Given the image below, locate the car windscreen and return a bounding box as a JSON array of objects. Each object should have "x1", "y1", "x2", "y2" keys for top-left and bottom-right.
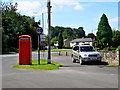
[{"x1": 80, "y1": 46, "x2": 95, "y2": 52}]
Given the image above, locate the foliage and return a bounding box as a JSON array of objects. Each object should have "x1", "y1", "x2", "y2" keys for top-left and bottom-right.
[
  {"x1": 64, "y1": 45, "x2": 69, "y2": 48},
  {"x1": 63, "y1": 27, "x2": 73, "y2": 40},
  {"x1": 77, "y1": 27, "x2": 85, "y2": 38},
  {"x1": 58, "y1": 33, "x2": 63, "y2": 49},
  {"x1": 96, "y1": 14, "x2": 112, "y2": 47},
  {"x1": 112, "y1": 30, "x2": 120, "y2": 47},
  {"x1": 50, "y1": 26, "x2": 86, "y2": 47},
  {"x1": 94, "y1": 42, "x2": 103, "y2": 49},
  {"x1": 103, "y1": 47, "x2": 110, "y2": 51},
  {"x1": 63, "y1": 45, "x2": 72, "y2": 49},
  {"x1": 117, "y1": 46, "x2": 120, "y2": 50},
  {"x1": 86, "y1": 33, "x2": 95, "y2": 39},
  {"x1": 51, "y1": 37, "x2": 58, "y2": 46},
  {"x1": 51, "y1": 26, "x2": 86, "y2": 41},
  {"x1": 45, "y1": 35, "x2": 48, "y2": 46},
  {"x1": 2, "y1": 2, "x2": 40, "y2": 53},
  {"x1": 95, "y1": 47, "x2": 100, "y2": 50},
  {"x1": 110, "y1": 47, "x2": 117, "y2": 50},
  {"x1": 51, "y1": 26, "x2": 64, "y2": 38},
  {"x1": 108, "y1": 64, "x2": 118, "y2": 66}
]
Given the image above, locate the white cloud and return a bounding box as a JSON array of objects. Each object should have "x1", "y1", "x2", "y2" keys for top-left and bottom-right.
[
  {"x1": 74, "y1": 4, "x2": 84, "y2": 10},
  {"x1": 16, "y1": 1, "x2": 42, "y2": 16},
  {"x1": 15, "y1": 0, "x2": 84, "y2": 16},
  {"x1": 119, "y1": 28, "x2": 120, "y2": 31},
  {"x1": 109, "y1": 17, "x2": 120, "y2": 23},
  {"x1": 81, "y1": 0, "x2": 119, "y2": 2},
  {"x1": 51, "y1": 0, "x2": 84, "y2": 11},
  {"x1": 52, "y1": 0, "x2": 77, "y2": 6},
  {"x1": 67, "y1": 24, "x2": 80, "y2": 28},
  {"x1": 115, "y1": 27, "x2": 120, "y2": 31}
]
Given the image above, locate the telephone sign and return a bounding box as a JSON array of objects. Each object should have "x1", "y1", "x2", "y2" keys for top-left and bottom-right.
[{"x1": 36, "y1": 27, "x2": 43, "y2": 35}]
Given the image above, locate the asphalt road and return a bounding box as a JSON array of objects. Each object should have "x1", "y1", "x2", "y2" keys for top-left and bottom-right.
[{"x1": 2, "y1": 51, "x2": 118, "y2": 88}]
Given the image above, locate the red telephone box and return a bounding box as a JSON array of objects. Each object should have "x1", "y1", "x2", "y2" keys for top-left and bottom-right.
[{"x1": 19, "y1": 35, "x2": 32, "y2": 65}]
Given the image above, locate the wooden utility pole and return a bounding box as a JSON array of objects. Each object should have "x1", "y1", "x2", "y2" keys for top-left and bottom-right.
[{"x1": 47, "y1": 0, "x2": 52, "y2": 64}]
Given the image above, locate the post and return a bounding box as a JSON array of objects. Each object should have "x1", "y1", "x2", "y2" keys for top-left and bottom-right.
[
  {"x1": 42, "y1": 13, "x2": 44, "y2": 57},
  {"x1": 59, "y1": 51, "x2": 61, "y2": 56},
  {"x1": 118, "y1": 48, "x2": 120, "y2": 66},
  {"x1": 66, "y1": 52, "x2": 67, "y2": 56},
  {"x1": 47, "y1": 0, "x2": 52, "y2": 64},
  {"x1": 38, "y1": 35, "x2": 40, "y2": 65}
]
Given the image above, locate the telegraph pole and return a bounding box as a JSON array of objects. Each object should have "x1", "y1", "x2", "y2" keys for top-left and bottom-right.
[
  {"x1": 38, "y1": 34, "x2": 40, "y2": 65},
  {"x1": 42, "y1": 13, "x2": 45, "y2": 57},
  {"x1": 47, "y1": 0, "x2": 52, "y2": 64}
]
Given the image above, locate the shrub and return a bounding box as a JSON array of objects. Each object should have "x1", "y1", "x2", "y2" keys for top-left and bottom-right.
[
  {"x1": 9, "y1": 47, "x2": 19, "y2": 52},
  {"x1": 95, "y1": 48, "x2": 100, "y2": 50},
  {"x1": 63, "y1": 45, "x2": 72, "y2": 49},
  {"x1": 117, "y1": 46, "x2": 120, "y2": 50},
  {"x1": 103, "y1": 47, "x2": 110, "y2": 51},
  {"x1": 110, "y1": 47, "x2": 117, "y2": 50}
]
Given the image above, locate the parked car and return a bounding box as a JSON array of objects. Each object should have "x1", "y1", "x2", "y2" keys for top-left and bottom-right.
[{"x1": 71, "y1": 45, "x2": 102, "y2": 64}]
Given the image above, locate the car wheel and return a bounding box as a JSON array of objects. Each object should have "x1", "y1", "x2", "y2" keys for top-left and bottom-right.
[
  {"x1": 72, "y1": 57, "x2": 76, "y2": 63},
  {"x1": 79, "y1": 57, "x2": 83, "y2": 65},
  {"x1": 97, "y1": 60, "x2": 101, "y2": 64}
]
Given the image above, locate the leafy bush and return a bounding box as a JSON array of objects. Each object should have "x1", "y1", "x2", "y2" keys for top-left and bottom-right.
[
  {"x1": 32, "y1": 48, "x2": 36, "y2": 51},
  {"x1": 95, "y1": 42, "x2": 104, "y2": 50},
  {"x1": 103, "y1": 47, "x2": 110, "y2": 51},
  {"x1": 95, "y1": 48, "x2": 100, "y2": 50},
  {"x1": 63, "y1": 45, "x2": 72, "y2": 49},
  {"x1": 117, "y1": 46, "x2": 120, "y2": 50},
  {"x1": 65, "y1": 45, "x2": 69, "y2": 48},
  {"x1": 110, "y1": 47, "x2": 117, "y2": 50},
  {"x1": 9, "y1": 47, "x2": 19, "y2": 52}
]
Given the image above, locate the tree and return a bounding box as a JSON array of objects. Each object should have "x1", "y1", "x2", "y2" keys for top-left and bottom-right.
[
  {"x1": 51, "y1": 37, "x2": 58, "y2": 46},
  {"x1": 77, "y1": 27, "x2": 85, "y2": 38},
  {"x1": 1, "y1": 2, "x2": 40, "y2": 53},
  {"x1": 96, "y1": 14, "x2": 112, "y2": 47},
  {"x1": 63, "y1": 27, "x2": 73, "y2": 40},
  {"x1": 112, "y1": 30, "x2": 120, "y2": 47},
  {"x1": 51, "y1": 26, "x2": 64, "y2": 38},
  {"x1": 51, "y1": 26, "x2": 86, "y2": 42},
  {"x1": 45, "y1": 35, "x2": 48, "y2": 46},
  {"x1": 58, "y1": 33, "x2": 63, "y2": 49},
  {"x1": 86, "y1": 33, "x2": 95, "y2": 39}
]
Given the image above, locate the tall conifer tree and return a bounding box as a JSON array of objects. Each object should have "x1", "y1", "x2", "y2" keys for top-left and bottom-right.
[{"x1": 97, "y1": 14, "x2": 112, "y2": 46}]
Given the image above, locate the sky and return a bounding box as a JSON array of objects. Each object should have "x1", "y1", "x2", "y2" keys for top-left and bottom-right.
[{"x1": 3, "y1": 0, "x2": 119, "y2": 35}]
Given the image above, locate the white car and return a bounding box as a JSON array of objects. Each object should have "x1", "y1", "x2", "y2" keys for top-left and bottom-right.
[{"x1": 71, "y1": 45, "x2": 102, "y2": 64}]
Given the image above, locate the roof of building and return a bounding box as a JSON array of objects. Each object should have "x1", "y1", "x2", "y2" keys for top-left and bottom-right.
[{"x1": 71, "y1": 38, "x2": 92, "y2": 43}]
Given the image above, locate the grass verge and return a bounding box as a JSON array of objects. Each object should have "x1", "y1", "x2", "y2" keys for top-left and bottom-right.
[
  {"x1": 13, "y1": 59, "x2": 63, "y2": 70},
  {"x1": 40, "y1": 49, "x2": 72, "y2": 52},
  {"x1": 108, "y1": 64, "x2": 118, "y2": 66},
  {"x1": 51, "y1": 49, "x2": 72, "y2": 52}
]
